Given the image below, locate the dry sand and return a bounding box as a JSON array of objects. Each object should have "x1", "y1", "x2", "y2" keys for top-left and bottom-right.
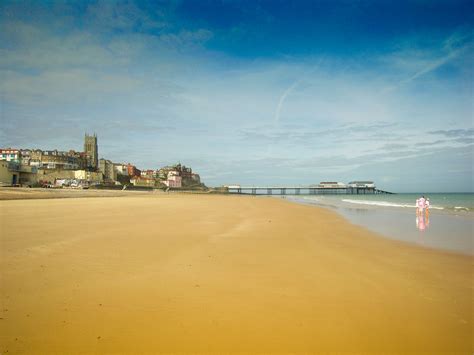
[
  {"x1": 0, "y1": 187, "x2": 155, "y2": 200},
  {"x1": 0, "y1": 193, "x2": 472, "y2": 353}
]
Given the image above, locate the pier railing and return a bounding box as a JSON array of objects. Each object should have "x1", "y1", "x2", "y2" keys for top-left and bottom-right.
[{"x1": 227, "y1": 187, "x2": 393, "y2": 195}]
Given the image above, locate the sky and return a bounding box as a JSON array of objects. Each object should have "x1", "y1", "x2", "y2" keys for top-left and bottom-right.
[{"x1": 0, "y1": 0, "x2": 473, "y2": 192}]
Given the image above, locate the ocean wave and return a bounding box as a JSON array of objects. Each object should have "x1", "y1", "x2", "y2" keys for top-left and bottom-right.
[
  {"x1": 341, "y1": 199, "x2": 445, "y2": 210},
  {"x1": 294, "y1": 196, "x2": 472, "y2": 212},
  {"x1": 341, "y1": 199, "x2": 414, "y2": 208},
  {"x1": 454, "y1": 206, "x2": 471, "y2": 211}
]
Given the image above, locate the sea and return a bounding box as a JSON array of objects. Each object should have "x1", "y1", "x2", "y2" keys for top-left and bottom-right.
[{"x1": 283, "y1": 193, "x2": 474, "y2": 255}]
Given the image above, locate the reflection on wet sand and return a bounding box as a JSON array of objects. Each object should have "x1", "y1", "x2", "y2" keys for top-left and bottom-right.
[
  {"x1": 318, "y1": 204, "x2": 472, "y2": 255},
  {"x1": 416, "y1": 214, "x2": 430, "y2": 232}
]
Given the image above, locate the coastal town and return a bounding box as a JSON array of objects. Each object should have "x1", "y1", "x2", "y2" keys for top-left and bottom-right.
[
  {"x1": 0, "y1": 133, "x2": 205, "y2": 190},
  {"x1": 0, "y1": 134, "x2": 384, "y2": 194}
]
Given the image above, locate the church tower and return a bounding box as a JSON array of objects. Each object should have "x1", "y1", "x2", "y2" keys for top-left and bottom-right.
[{"x1": 84, "y1": 133, "x2": 98, "y2": 171}]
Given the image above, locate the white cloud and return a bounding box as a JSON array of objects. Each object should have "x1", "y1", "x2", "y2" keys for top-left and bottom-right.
[
  {"x1": 159, "y1": 29, "x2": 213, "y2": 48},
  {"x1": 0, "y1": 21, "x2": 119, "y2": 70},
  {"x1": 85, "y1": 0, "x2": 168, "y2": 33},
  {"x1": 1, "y1": 69, "x2": 141, "y2": 106}
]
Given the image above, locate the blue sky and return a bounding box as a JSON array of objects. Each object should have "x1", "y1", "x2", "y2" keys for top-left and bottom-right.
[{"x1": 1, "y1": 0, "x2": 473, "y2": 191}]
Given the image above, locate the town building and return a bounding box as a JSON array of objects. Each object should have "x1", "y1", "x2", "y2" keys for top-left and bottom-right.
[
  {"x1": 0, "y1": 160, "x2": 38, "y2": 186},
  {"x1": 114, "y1": 163, "x2": 128, "y2": 175},
  {"x1": 68, "y1": 150, "x2": 87, "y2": 169},
  {"x1": 164, "y1": 170, "x2": 182, "y2": 188},
  {"x1": 156, "y1": 167, "x2": 169, "y2": 180},
  {"x1": 112, "y1": 163, "x2": 132, "y2": 185},
  {"x1": 99, "y1": 158, "x2": 117, "y2": 183},
  {"x1": 130, "y1": 176, "x2": 155, "y2": 187},
  {"x1": 20, "y1": 149, "x2": 31, "y2": 165},
  {"x1": 34, "y1": 168, "x2": 103, "y2": 186},
  {"x1": 141, "y1": 169, "x2": 155, "y2": 178},
  {"x1": 29, "y1": 149, "x2": 43, "y2": 166},
  {"x1": 126, "y1": 163, "x2": 141, "y2": 177},
  {"x1": 84, "y1": 133, "x2": 98, "y2": 171},
  {"x1": 178, "y1": 164, "x2": 193, "y2": 180},
  {"x1": 74, "y1": 170, "x2": 103, "y2": 184},
  {"x1": 31, "y1": 150, "x2": 85, "y2": 170},
  {"x1": 0, "y1": 161, "x2": 19, "y2": 185},
  {"x1": 0, "y1": 148, "x2": 21, "y2": 163}
]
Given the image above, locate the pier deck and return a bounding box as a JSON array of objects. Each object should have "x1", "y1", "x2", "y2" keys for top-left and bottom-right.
[{"x1": 228, "y1": 187, "x2": 393, "y2": 195}]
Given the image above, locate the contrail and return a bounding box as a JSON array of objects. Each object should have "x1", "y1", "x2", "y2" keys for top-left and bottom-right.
[
  {"x1": 382, "y1": 42, "x2": 471, "y2": 94},
  {"x1": 273, "y1": 61, "x2": 322, "y2": 126},
  {"x1": 274, "y1": 78, "x2": 305, "y2": 125},
  {"x1": 266, "y1": 62, "x2": 322, "y2": 157}
]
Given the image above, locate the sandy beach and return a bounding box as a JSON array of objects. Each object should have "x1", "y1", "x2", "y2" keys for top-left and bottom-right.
[
  {"x1": 0, "y1": 192, "x2": 472, "y2": 353},
  {"x1": 0, "y1": 187, "x2": 156, "y2": 200}
]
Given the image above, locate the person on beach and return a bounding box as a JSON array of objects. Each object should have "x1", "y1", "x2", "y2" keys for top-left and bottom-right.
[
  {"x1": 416, "y1": 196, "x2": 425, "y2": 216},
  {"x1": 425, "y1": 198, "x2": 430, "y2": 217}
]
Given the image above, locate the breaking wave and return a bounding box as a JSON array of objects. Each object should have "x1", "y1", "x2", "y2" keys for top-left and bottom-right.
[{"x1": 341, "y1": 199, "x2": 446, "y2": 210}]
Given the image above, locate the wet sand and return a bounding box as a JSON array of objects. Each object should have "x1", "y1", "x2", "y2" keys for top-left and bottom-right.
[{"x1": 0, "y1": 194, "x2": 472, "y2": 353}]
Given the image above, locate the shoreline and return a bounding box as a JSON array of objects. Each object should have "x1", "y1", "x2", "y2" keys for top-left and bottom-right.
[
  {"x1": 289, "y1": 200, "x2": 474, "y2": 257},
  {"x1": 282, "y1": 195, "x2": 474, "y2": 256},
  {"x1": 1, "y1": 194, "x2": 472, "y2": 353}
]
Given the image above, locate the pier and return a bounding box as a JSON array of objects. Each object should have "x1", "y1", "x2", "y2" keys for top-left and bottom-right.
[{"x1": 227, "y1": 186, "x2": 393, "y2": 195}]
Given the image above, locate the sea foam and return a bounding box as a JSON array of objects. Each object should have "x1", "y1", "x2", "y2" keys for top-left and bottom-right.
[{"x1": 341, "y1": 199, "x2": 445, "y2": 210}]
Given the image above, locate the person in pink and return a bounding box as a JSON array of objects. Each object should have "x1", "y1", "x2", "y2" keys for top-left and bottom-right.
[{"x1": 417, "y1": 196, "x2": 426, "y2": 216}]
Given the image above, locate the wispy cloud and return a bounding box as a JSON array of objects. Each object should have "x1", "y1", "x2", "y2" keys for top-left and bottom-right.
[
  {"x1": 429, "y1": 128, "x2": 474, "y2": 138},
  {"x1": 84, "y1": 0, "x2": 169, "y2": 33},
  {"x1": 273, "y1": 65, "x2": 319, "y2": 125},
  {"x1": 382, "y1": 30, "x2": 473, "y2": 93}
]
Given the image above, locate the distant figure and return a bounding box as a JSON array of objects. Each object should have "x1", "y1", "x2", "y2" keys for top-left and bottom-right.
[
  {"x1": 416, "y1": 196, "x2": 426, "y2": 216},
  {"x1": 425, "y1": 198, "x2": 430, "y2": 217}
]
